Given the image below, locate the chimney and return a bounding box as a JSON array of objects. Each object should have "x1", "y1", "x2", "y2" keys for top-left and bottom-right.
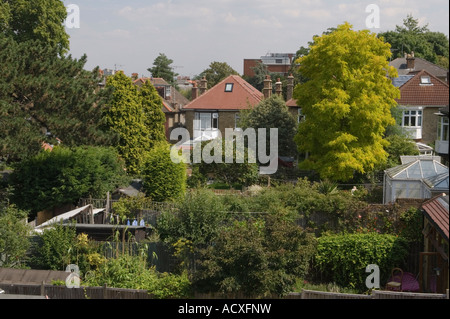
[
  {"x1": 263, "y1": 75, "x2": 272, "y2": 99},
  {"x1": 275, "y1": 78, "x2": 283, "y2": 97},
  {"x1": 199, "y1": 76, "x2": 208, "y2": 95},
  {"x1": 406, "y1": 51, "x2": 415, "y2": 70},
  {"x1": 131, "y1": 73, "x2": 139, "y2": 80},
  {"x1": 287, "y1": 74, "x2": 294, "y2": 101},
  {"x1": 191, "y1": 82, "x2": 198, "y2": 100}
]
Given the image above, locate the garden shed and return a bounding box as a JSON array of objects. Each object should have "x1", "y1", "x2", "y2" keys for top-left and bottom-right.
[{"x1": 383, "y1": 158, "x2": 449, "y2": 204}]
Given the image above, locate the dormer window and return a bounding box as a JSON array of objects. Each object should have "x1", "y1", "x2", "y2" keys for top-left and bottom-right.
[
  {"x1": 420, "y1": 76, "x2": 432, "y2": 85},
  {"x1": 225, "y1": 83, "x2": 234, "y2": 92}
]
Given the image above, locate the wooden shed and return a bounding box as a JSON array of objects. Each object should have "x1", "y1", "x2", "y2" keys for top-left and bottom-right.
[{"x1": 420, "y1": 194, "x2": 449, "y2": 293}]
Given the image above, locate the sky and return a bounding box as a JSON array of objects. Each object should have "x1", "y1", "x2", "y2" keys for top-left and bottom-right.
[{"x1": 64, "y1": 0, "x2": 450, "y2": 78}]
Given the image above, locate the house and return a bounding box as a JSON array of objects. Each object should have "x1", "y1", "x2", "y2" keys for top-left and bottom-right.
[
  {"x1": 383, "y1": 157, "x2": 449, "y2": 204},
  {"x1": 389, "y1": 52, "x2": 448, "y2": 83},
  {"x1": 133, "y1": 77, "x2": 189, "y2": 142},
  {"x1": 420, "y1": 193, "x2": 449, "y2": 293},
  {"x1": 395, "y1": 69, "x2": 449, "y2": 145},
  {"x1": 183, "y1": 75, "x2": 264, "y2": 140},
  {"x1": 244, "y1": 53, "x2": 295, "y2": 78},
  {"x1": 435, "y1": 105, "x2": 449, "y2": 165}
]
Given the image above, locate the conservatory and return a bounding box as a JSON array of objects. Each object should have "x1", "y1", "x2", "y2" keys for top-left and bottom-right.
[{"x1": 383, "y1": 158, "x2": 449, "y2": 204}]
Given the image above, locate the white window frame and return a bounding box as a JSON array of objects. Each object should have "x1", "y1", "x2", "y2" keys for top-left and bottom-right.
[
  {"x1": 400, "y1": 107, "x2": 423, "y2": 139},
  {"x1": 437, "y1": 116, "x2": 449, "y2": 142}
]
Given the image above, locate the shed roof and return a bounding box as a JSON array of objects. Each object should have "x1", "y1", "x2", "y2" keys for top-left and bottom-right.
[
  {"x1": 0, "y1": 268, "x2": 68, "y2": 285},
  {"x1": 422, "y1": 194, "x2": 449, "y2": 241}
]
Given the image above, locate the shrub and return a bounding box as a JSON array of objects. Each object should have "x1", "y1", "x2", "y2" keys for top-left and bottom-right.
[
  {"x1": 313, "y1": 232, "x2": 409, "y2": 292},
  {"x1": 193, "y1": 214, "x2": 317, "y2": 298},
  {"x1": 141, "y1": 142, "x2": 186, "y2": 202}
]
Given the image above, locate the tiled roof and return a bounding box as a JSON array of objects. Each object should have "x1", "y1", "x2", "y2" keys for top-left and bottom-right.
[
  {"x1": 390, "y1": 57, "x2": 448, "y2": 79},
  {"x1": 422, "y1": 194, "x2": 449, "y2": 241},
  {"x1": 396, "y1": 70, "x2": 449, "y2": 106},
  {"x1": 286, "y1": 98, "x2": 299, "y2": 107},
  {"x1": 184, "y1": 75, "x2": 263, "y2": 110}
]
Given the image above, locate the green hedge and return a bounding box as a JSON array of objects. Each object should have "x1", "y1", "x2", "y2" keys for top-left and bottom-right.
[{"x1": 313, "y1": 232, "x2": 409, "y2": 292}]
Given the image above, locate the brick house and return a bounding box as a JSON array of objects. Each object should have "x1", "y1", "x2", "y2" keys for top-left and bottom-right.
[
  {"x1": 183, "y1": 75, "x2": 264, "y2": 140},
  {"x1": 395, "y1": 70, "x2": 449, "y2": 145},
  {"x1": 133, "y1": 77, "x2": 189, "y2": 141}
]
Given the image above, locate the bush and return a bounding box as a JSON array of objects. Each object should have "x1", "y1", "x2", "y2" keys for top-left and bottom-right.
[
  {"x1": 313, "y1": 232, "x2": 409, "y2": 292},
  {"x1": 141, "y1": 142, "x2": 186, "y2": 202},
  {"x1": 193, "y1": 214, "x2": 317, "y2": 298},
  {"x1": 83, "y1": 254, "x2": 191, "y2": 298},
  {"x1": 10, "y1": 146, "x2": 128, "y2": 217}
]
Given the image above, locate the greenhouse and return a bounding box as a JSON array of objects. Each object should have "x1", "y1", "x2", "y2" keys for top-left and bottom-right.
[{"x1": 383, "y1": 158, "x2": 449, "y2": 204}]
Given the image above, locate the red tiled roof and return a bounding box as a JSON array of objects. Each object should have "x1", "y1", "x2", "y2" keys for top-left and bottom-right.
[
  {"x1": 396, "y1": 70, "x2": 449, "y2": 106},
  {"x1": 286, "y1": 98, "x2": 298, "y2": 107},
  {"x1": 184, "y1": 75, "x2": 264, "y2": 110},
  {"x1": 422, "y1": 194, "x2": 449, "y2": 241}
]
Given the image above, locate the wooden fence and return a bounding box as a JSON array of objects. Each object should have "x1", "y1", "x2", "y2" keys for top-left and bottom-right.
[
  {"x1": 292, "y1": 289, "x2": 449, "y2": 299},
  {"x1": 1, "y1": 283, "x2": 448, "y2": 299},
  {"x1": 0, "y1": 283, "x2": 153, "y2": 299}
]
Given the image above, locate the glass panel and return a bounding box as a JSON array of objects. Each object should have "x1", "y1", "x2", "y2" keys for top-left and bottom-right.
[
  {"x1": 411, "y1": 116, "x2": 416, "y2": 127},
  {"x1": 200, "y1": 113, "x2": 212, "y2": 130},
  {"x1": 417, "y1": 115, "x2": 422, "y2": 126},
  {"x1": 404, "y1": 116, "x2": 410, "y2": 126}
]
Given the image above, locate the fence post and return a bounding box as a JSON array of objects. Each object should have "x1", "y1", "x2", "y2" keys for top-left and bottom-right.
[
  {"x1": 40, "y1": 281, "x2": 45, "y2": 296},
  {"x1": 103, "y1": 284, "x2": 108, "y2": 299}
]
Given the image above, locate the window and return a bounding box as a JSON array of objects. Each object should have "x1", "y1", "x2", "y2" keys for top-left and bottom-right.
[
  {"x1": 235, "y1": 113, "x2": 241, "y2": 129},
  {"x1": 402, "y1": 109, "x2": 422, "y2": 127},
  {"x1": 298, "y1": 108, "x2": 305, "y2": 123},
  {"x1": 438, "y1": 116, "x2": 449, "y2": 142},
  {"x1": 420, "y1": 76, "x2": 431, "y2": 85},
  {"x1": 225, "y1": 83, "x2": 234, "y2": 92},
  {"x1": 194, "y1": 112, "x2": 218, "y2": 131},
  {"x1": 275, "y1": 59, "x2": 283, "y2": 64}
]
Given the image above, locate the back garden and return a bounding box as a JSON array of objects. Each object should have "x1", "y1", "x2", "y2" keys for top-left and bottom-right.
[{"x1": 7, "y1": 179, "x2": 423, "y2": 299}]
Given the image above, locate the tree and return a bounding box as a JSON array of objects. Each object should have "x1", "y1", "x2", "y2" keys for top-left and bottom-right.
[
  {"x1": 9, "y1": 146, "x2": 128, "y2": 218},
  {"x1": 141, "y1": 142, "x2": 186, "y2": 202},
  {"x1": 293, "y1": 23, "x2": 400, "y2": 181},
  {"x1": 147, "y1": 53, "x2": 178, "y2": 87},
  {"x1": 378, "y1": 14, "x2": 449, "y2": 68},
  {"x1": 191, "y1": 139, "x2": 259, "y2": 187},
  {"x1": 0, "y1": 0, "x2": 70, "y2": 56},
  {"x1": 197, "y1": 61, "x2": 239, "y2": 88},
  {"x1": 240, "y1": 95, "x2": 298, "y2": 157},
  {"x1": 103, "y1": 72, "x2": 166, "y2": 175},
  {"x1": 0, "y1": 36, "x2": 114, "y2": 163}
]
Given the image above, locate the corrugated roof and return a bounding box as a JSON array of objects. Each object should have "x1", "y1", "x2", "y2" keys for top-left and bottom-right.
[
  {"x1": 422, "y1": 194, "x2": 449, "y2": 241},
  {"x1": 184, "y1": 75, "x2": 264, "y2": 110}
]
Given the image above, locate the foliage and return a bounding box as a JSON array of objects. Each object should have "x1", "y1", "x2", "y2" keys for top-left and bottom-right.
[
  {"x1": 378, "y1": 14, "x2": 449, "y2": 68},
  {"x1": 293, "y1": 23, "x2": 400, "y2": 181},
  {"x1": 30, "y1": 223, "x2": 78, "y2": 271},
  {"x1": 190, "y1": 139, "x2": 259, "y2": 187},
  {"x1": 112, "y1": 193, "x2": 149, "y2": 223},
  {"x1": 0, "y1": 204, "x2": 31, "y2": 268},
  {"x1": 141, "y1": 142, "x2": 187, "y2": 202},
  {"x1": 398, "y1": 208, "x2": 423, "y2": 243},
  {"x1": 0, "y1": 36, "x2": 114, "y2": 163},
  {"x1": 0, "y1": 0, "x2": 70, "y2": 56},
  {"x1": 147, "y1": 53, "x2": 178, "y2": 87},
  {"x1": 196, "y1": 61, "x2": 239, "y2": 88},
  {"x1": 83, "y1": 253, "x2": 191, "y2": 299},
  {"x1": 10, "y1": 146, "x2": 128, "y2": 217},
  {"x1": 193, "y1": 215, "x2": 317, "y2": 298},
  {"x1": 103, "y1": 72, "x2": 166, "y2": 175},
  {"x1": 239, "y1": 95, "x2": 298, "y2": 157},
  {"x1": 313, "y1": 232, "x2": 409, "y2": 292},
  {"x1": 156, "y1": 189, "x2": 227, "y2": 247}
]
